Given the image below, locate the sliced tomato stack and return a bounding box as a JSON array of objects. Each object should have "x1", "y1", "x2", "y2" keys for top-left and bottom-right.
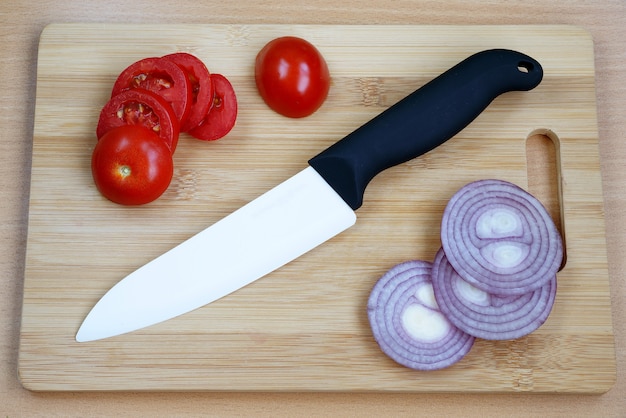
[
  {"x1": 97, "y1": 52, "x2": 238, "y2": 152},
  {"x1": 92, "y1": 52, "x2": 238, "y2": 205}
]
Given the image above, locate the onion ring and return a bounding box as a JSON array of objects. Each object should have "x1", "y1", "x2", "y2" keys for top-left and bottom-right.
[
  {"x1": 367, "y1": 260, "x2": 475, "y2": 370},
  {"x1": 440, "y1": 179, "x2": 563, "y2": 295},
  {"x1": 432, "y1": 248, "x2": 557, "y2": 340}
]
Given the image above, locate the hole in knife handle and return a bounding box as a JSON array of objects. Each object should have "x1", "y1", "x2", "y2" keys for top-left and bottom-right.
[
  {"x1": 517, "y1": 61, "x2": 533, "y2": 74},
  {"x1": 526, "y1": 129, "x2": 567, "y2": 270}
]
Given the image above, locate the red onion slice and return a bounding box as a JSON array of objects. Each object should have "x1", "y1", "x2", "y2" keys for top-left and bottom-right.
[
  {"x1": 367, "y1": 260, "x2": 475, "y2": 370},
  {"x1": 440, "y1": 179, "x2": 563, "y2": 295},
  {"x1": 432, "y1": 248, "x2": 556, "y2": 340}
]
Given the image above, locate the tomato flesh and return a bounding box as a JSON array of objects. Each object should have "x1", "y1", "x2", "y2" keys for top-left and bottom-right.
[
  {"x1": 255, "y1": 36, "x2": 330, "y2": 118},
  {"x1": 111, "y1": 57, "x2": 192, "y2": 126},
  {"x1": 163, "y1": 52, "x2": 214, "y2": 132},
  {"x1": 97, "y1": 89, "x2": 180, "y2": 153},
  {"x1": 92, "y1": 125, "x2": 174, "y2": 205},
  {"x1": 189, "y1": 74, "x2": 238, "y2": 141}
]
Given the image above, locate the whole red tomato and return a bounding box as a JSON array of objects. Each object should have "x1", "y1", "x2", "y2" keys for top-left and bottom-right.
[
  {"x1": 255, "y1": 36, "x2": 331, "y2": 118},
  {"x1": 92, "y1": 125, "x2": 174, "y2": 205}
]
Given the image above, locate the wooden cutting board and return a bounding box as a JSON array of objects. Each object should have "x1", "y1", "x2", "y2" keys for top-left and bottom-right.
[{"x1": 19, "y1": 24, "x2": 615, "y2": 392}]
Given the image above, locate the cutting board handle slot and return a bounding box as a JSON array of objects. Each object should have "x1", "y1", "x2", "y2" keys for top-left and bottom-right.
[{"x1": 526, "y1": 129, "x2": 567, "y2": 270}]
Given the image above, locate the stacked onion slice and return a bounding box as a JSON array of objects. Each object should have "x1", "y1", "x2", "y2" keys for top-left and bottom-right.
[
  {"x1": 440, "y1": 179, "x2": 562, "y2": 296},
  {"x1": 367, "y1": 179, "x2": 563, "y2": 370},
  {"x1": 432, "y1": 248, "x2": 557, "y2": 340}
]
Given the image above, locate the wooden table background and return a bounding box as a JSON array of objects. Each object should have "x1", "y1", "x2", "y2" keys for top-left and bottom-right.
[{"x1": 2, "y1": 1, "x2": 624, "y2": 416}]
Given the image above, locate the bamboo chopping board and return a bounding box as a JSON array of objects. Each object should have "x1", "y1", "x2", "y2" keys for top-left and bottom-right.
[{"x1": 19, "y1": 24, "x2": 615, "y2": 392}]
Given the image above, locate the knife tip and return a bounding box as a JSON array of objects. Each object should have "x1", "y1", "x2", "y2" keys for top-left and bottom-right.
[
  {"x1": 75, "y1": 328, "x2": 91, "y2": 343},
  {"x1": 75, "y1": 322, "x2": 102, "y2": 343}
]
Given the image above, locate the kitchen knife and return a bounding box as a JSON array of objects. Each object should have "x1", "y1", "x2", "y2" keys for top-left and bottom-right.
[{"x1": 76, "y1": 49, "x2": 543, "y2": 342}]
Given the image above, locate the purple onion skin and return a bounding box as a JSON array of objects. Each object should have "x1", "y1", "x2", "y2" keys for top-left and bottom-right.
[
  {"x1": 367, "y1": 260, "x2": 475, "y2": 371},
  {"x1": 432, "y1": 248, "x2": 557, "y2": 340},
  {"x1": 440, "y1": 179, "x2": 563, "y2": 296}
]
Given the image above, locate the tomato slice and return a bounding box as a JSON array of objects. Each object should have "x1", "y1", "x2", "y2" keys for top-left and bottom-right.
[
  {"x1": 162, "y1": 52, "x2": 214, "y2": 132},
  {"x1": 189, "y1": 74, "x2": 238, "y2": 141},
  {"x1": 111, "y1": 57, "x2": 192, "y2": 126},
  {"x1": 96, "y1": 88, "x2": 180, "y2": 153}
]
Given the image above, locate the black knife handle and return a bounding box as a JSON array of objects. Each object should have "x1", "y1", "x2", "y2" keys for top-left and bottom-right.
[{"x1": 308, "y1": 49, "x2": 543, "y2": 210}]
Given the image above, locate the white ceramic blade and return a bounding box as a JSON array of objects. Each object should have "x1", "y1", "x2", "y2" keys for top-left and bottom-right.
[{"x1": 76, "y1": 167, "x2": 356, "y2": 342}]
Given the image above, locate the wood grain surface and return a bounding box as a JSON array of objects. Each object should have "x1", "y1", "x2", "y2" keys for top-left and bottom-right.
[{"x1": 17, "y1": 24, "x2": 615, "y2": 393}]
